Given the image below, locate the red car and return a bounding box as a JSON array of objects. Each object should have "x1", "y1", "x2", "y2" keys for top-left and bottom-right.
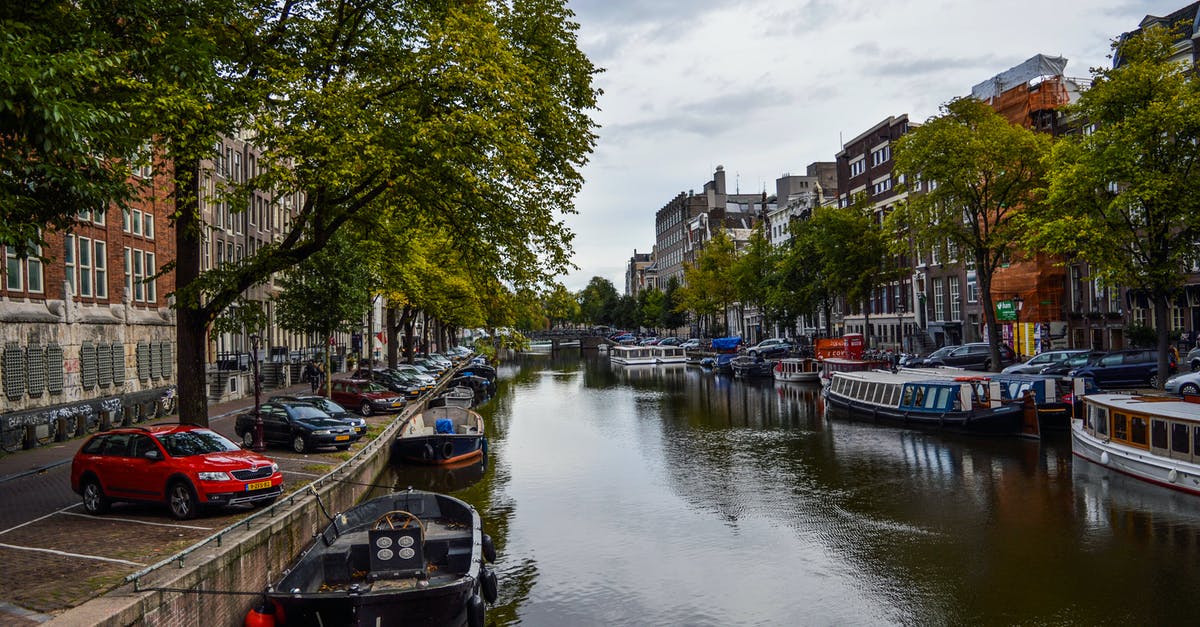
[
  {"x1": 325, "y1": 378, "x2": 407, "y2": 416},
  {"x1": 70, "y1": 424, "x2": 283, "y2": 520}
]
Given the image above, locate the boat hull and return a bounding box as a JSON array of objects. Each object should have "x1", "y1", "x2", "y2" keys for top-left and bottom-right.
[
  {"x1": 1072, "y1": 420, "x2": 1200, "y2": 496},
  {"x1": 823, "y1": 388, "x2": 1023, "y2": 435},
  {"x1": 393, "y1": 434, "x2": 486, "y2": 465},
  {"x1": 270, "y1": 579, "x2": 476, "y2": 627}
]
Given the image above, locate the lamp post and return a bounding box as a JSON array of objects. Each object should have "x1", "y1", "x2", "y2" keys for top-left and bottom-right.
[
  {"x1": 249, "y1": 333, "x2": 265, "y2": 452},
  {"x1": 1011, "y1": 295, "x2": 1024, "y2": 360},
  {"x1": 897, "y1": 304, "x2": 906, "y2": 353}
]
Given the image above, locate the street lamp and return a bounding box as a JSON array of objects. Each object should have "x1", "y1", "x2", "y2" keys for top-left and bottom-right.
[
  {"x1": 249, "y1": 332, "x2": 265, "y2": 452},
  {"x1": 897, "y1": 304, "x2": 906, "y2": 353},
  {"x1": 1011, "y1": 295, "x2": 1024, "y2": 360}
]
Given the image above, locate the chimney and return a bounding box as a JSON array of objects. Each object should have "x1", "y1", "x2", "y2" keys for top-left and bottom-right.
[{"x1": 714, "y1": 165, "x2": 726, "y2": 195}]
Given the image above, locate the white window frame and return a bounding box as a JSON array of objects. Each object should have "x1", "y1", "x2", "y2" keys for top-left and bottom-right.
[
  {"x1": 93, "y1": 240, "x2": 107, "y2": 299},
  {"x1": 64, "y1": 235, "x2": 76, "y2": 295},
  {"x1": 934, "y1": 278, "x2": 945, "y2": 321},
  {"x1": 78, "y1": 235, "x2": 93, "y2": 297}
]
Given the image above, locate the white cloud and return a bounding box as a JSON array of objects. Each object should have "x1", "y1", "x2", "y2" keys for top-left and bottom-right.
[{"x1": 560, "y1": 0, "x2": 1183, "y2": 292}]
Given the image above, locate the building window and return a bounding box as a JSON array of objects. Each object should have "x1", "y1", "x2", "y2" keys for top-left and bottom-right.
[
  {"x1": 849, "y1": 158, "x2": 866, "y2": 177},
  {"x1": 950, "y1": 279, "x2": 961, "y2": 320},
  {"x1": 934, "y1": 278, "x2": 945, "y2": 321},
  {"x1": 1172, "y1": 306, "x2": 1184, "y2": 330},
  {"x1": 5, "y1": 243, "x2": 43, "y2": 294},
  {"x1": 78, "y1": 236, "x2": 93, "y2": 297},
  {"x1": 966, "y1": 270, "x2": 978, "y2": 303},
  {"x1": 77, "y1": 209, "x2": 105, "y2": 225},
  {"x1": 93, "y1": 240, "x2": 107, "y2": 298},
  {"x1": 871, "y1": 145, "x2": 891, "y2": 166},
  {"x1": 64, "y1": 235, "x2": 76, "y2": 295},
  {"x1": 125, "y1": 248, "x2": 157, "y2": 304},
  {"x1": 873, "y1": 177, "x2": 892, "y2": 196}
]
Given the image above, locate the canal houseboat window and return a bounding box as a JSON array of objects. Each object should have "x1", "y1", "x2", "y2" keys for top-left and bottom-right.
[
  {"x1": 1152, "y1": 419, "x2": 1168, "y2": 450},
  {"x1": 1113, "y1": 413, "x2": 1128, "y2": 440},
  {"x1": 1172, "y1": 423, "x2": 1189, "y2": 455},
  {"x1": 1130, "y1": 416, "x2": 1148, "y2": 447},
  {"x1": 902, "y1": 386, "x2": 915, "y2": 406}
]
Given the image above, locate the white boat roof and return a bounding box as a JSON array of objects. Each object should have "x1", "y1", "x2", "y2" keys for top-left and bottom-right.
[
  {"x1": 832, "y1": 370, "x2": 954, "y2": 385},
  {"x1": 1085, "y1": 394, "x2": 1200, "y2": 420}
]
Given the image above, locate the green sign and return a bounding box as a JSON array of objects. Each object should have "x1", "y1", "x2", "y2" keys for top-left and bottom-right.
[{"x1": 996, "y1": 300, "x2": 1016, "y2": 322}]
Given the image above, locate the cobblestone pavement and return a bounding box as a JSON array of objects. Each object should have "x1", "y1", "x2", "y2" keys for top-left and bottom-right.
[{"x1": 0, "y1": 383, "x2": 407, "y2": 624}]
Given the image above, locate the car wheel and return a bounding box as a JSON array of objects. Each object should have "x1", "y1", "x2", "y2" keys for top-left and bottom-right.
[
  {"x1": 168, "y1": 481, "x2": 198, "y2": 520},
  {"x1": 749, "y1": 350, "x2": 758, "y2": 357},
  {"x1": 359, "y1": 401, "x2": 373, "y2": 416},
  {"x1": 241, "y1": 430, "x2": 255, "y2": 448},
  {"x1": 82, "y1": 478, "x2": 110, "y2": 515},
  {"x1": 1192, "y1": 359, "x2": 1200, "y2": 372},
  {"x1": 1149, "y1": 373, "x2": 1161, "y2": 389},
  {"x1": 292, "y1": 434, "x2": 309, "y2": 454},
  {"x1": 1182, "y1": 383, "x2": 1200, "y2": 395}
]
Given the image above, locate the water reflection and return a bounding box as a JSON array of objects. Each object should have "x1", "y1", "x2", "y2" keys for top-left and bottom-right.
[{"x1": 376, "y1": 351, "x2": 1200, "y2": 625}]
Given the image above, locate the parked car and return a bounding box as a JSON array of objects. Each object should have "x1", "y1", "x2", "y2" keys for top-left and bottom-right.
[
  {"x1": 1037, "y1": 351, "x2": 1105, "y2": 376},
  {"x1": 680, "y1": 339, "x2": 702, "y2": 350},
  {"x1": 324, "y1": 378, "x2": 407, "y2": 416},
  {"x1": 392, "y1": 364, "x2": 437, "y2": 387},
  {"x1": 1068, "y1": 348, "x2": 1177, "y2": 388},
  {"x1": 925, "y1": 342, "x2": 1015, "y2": 371},
  {"x1": 235, "y1": 400, "x2": 360, "y2": 453},
  {"x1": 638, "y1": 337, "x2": 660, "y2": 346},
  {"x1": 1187, "y1": 346, "x2": 1200, "y2": 372},
  {"x1": 919, "y1": 345, "x2": 961, "y2": 367},
  {"x1": 269, "y1": 394, "x2": 367, "y2": 437},
  {"x1": 1001, "y1": 349, "x2": 1092, "y2": 375},
  {"x1": 747, "y1": 338, "x2": 791, "y2": 358},
  {"x1": 658, "y1": 337, "x2": 683, "y2": 347},
  {"x1": 1164, "y1": 370, "x2": 1200, "y2": 396},
  {"x1": 71, "y1": 424, "x2": 283, "y2": 520},
  {"x1": 351, "y1": 367, "x2": 422, "y2": 399}
]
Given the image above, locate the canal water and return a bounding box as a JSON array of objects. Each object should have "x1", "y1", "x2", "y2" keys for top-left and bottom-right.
[{"x1": 381, "y1": 351, "x2": 1200, "y2": 625}]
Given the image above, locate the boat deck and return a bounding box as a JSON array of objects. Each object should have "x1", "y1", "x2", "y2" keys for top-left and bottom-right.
[{"x1": 288, "y1": 517, "x2": 475, "y2": 593}]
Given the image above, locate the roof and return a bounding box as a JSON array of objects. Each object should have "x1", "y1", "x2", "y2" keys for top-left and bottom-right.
[{"x1": 1085, "y1": 393, "x2": 1200, "y2": 421}]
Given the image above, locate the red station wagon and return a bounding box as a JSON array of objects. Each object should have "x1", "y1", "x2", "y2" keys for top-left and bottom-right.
[{"x1": 70, "y1": 424, "x2": 283, "y2": 520}]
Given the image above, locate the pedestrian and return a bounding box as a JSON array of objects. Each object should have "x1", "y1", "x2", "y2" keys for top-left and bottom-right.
[{"x1": 303, "y1": 360, "x2": 318, "y2": 393}]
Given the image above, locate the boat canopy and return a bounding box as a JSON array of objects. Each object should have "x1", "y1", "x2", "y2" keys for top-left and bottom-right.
[{"x1": 711, "y1": 337, "x2": 742, "y2": 351}]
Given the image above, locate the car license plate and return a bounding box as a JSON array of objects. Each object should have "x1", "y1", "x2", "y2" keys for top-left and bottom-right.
[
  {"x1": 335, "y1": 435, "x2": 350, "y2": 441},
  {"x1": 391, "y1": 401, "x2": 402, "y2": 407},
  {"x1": 246, "y1": 480, "x2": 272, "y2": 491}
]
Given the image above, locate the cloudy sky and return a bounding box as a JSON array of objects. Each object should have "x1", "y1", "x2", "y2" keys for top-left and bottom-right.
[{"x1": 557, "y1": 0, "x2": 1188, "y2": 292}]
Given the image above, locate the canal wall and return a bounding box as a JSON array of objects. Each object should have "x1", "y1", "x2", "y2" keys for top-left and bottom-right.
[{"x1": 48, "y1": 402, "x2": 419, "y2": 627}]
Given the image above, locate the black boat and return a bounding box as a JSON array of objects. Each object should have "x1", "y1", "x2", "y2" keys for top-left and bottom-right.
[
  {"x1": 731, "y1": 355, "x2": 775, "y2": 378},
  {"x1": 392, "y1": 406, "x2": 487, "y2": 465},
  {"x1": 261, "y1": 490, "x2": 498, "y2": 627}
]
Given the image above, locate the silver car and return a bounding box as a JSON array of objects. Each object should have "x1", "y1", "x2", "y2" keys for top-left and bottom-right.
[{"x1": 1164, "y1": 371, "x2": 1200, "y2": 396}]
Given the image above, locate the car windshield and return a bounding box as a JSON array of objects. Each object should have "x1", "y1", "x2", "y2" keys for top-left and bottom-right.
[
  {"x1": 290, "y1": 405, "x2": 329, "y2": 420},
  {"x1": 361, "y1": 381, "x2": 389, "y2": 392},
  {"x1": 156, "y1": 429, "x2": 240, "y2": 457},
  {"x1": 307, "y1": 398, "x2": 344, "y2": 413}
]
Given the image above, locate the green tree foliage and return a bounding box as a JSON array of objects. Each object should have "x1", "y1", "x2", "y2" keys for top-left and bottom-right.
[
  {"x1": 774, "y1": 219, "x2": 837, "y2": 337},
  {"x1": 579, "y1": 276, "x2": 620, "y2": 326},
  {"x1": 817, "y1": 199, "x2": 900, "y2": 346},
  {"x1": 678, "y1": 229, "x2": 737, "y2": 336},
  {"x1": 1025, "y1": 25, "x2": 1200, "y2": 386},
  {"x1": 636, "y1": 287, "x2": 665, "y2": 334},
  {"x1": 543, "y1": 283, "x2": 581, "y2": 328},
  {"x1": 730, "y1": 230, "x2": 775, "y2": 331},
  {"x1": 659, "y1": 277, "x2": 688, "y2": 332},
  {"x1": 891, "y1": 96, "x2": 1051, "y2": 370},
  {"x1": 274, "y1": 231, "x2": 374, "y2": 379}
]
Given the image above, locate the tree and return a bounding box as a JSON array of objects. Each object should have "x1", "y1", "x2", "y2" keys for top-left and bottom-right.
[
  {"x1": 815, "y1": 199, "x2": 900, "y2": 349},
  {"x1": 659, "y1": 276, "x2": 688, "y2": 332},
  {"x1": 730, "y1": 230, "x2": 778, "y2": 337},
  {"x1": 891, "y1": 96, "x2": 1051, "y2": 371},
  {"x1": 1025, "y1": 25, "x2": 1200, "y2": 387},
  {"x1": 774, "y1": 218, "x2": 838, "y2": 338},
  {"x1": 636, "y1": 287, "x2": 665, "y2": 334},
  {"x1": 161, "y1": 2, "x2": 599, "y2": 424},
  {"x1": 678, "y1": 229, "x2": 737, "y2": 336},
  {"x1": 274, "y1": 231, "x2": 374, "y2": 384},
  {"x1": 543, "y1": 283, "x2": 581, "y2": 328},
  {"x1": 579, "y1": 277, "x2": 620, "y2": 326}
]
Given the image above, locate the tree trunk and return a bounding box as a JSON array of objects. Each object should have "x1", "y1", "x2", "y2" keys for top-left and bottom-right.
[
  {"x1": 1154, "y1": 292, "x2": 1172, "y2": 390},
  {"x1": 978, "y1": 257, "x2": 1002, "y2": 372},
  {"x1": 173, "y1": 157, "x2": 210, "y2": 427},
  {"x1": 386, "y1": 306, "x2": 399, "y2": 367},
  {"x1": 402, "y1": 306, "x2": 417, "y2": 362},
  {"x1": 863, "y1": 302, "x2": 872, "y2": 350}
]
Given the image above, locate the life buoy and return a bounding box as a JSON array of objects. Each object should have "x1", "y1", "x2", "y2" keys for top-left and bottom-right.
[{"x1": 441, "y1": 441, "x2": 455, "y2": 459}]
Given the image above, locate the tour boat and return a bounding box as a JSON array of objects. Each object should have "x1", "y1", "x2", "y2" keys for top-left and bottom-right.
[
  {"x1": 429, "y1": 385, "x2": 476, "y2": 409},
  {"x1": 652, "y1": 345, "x2": 688, "y2": 364},
  {"x1": 774, "y1": 357, "x2": 821, "y2": 383},
  {"x1": 609, "y1": 345, "x2": 656, "y2": 365},
  {"x1": 1073, "y1": 393, "x2": 1200, "y2": 495},
  {"x1": 259, "y1": 489, "x2": 498, "y2": 627},
  {"x1": 896, "y1": 368, "x2": 1086, "y2": 432},
  {"x1": 822, "y1": 370, "x2": 1026, "y2": 435},
  {"x1": 524, "y1": 340, "x2": 553, "y2": 352},
  {"x1": 391, "y1": 406, "x2": 486, "y2": 465}
]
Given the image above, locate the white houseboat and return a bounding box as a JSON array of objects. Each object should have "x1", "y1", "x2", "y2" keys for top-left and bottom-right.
[
  {"x1": 1074, "y1": 394, "x2": 1200, "y2": 495},
  {"x1": 774, "y1": 358, "x2": 820, "y2": 383},
  {"x1": 609, "y1": 345, "x2": 657, "y2": 366},
  {"x1": 652, "y1": 345, "x2": 687, "y2": 364}
]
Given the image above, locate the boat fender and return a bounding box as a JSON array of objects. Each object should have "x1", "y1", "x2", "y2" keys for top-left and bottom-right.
[
  {"x1": 423, "y1": 443, "x2": 435, "y2": 461},
  {"x1": 481, "y1": 566, "x2": 499, "y2": 604},
  {"x1": 482, "y1": 533, "x2": 497, "y2": 563},
  {"x1": 1169, "y1": 468, "x2": 1179, "y2": 483},
  {"x1": 244, "y1": 598, "x2": 276, "y2": 627},
  {"x1": 481, "y1": 437, "x2": 489, "y2": 459},
  {"x1": 467, "y1": 593, "x2": 486, "y2": 627},
  {"x1": 1100, "y1": 451, "x2": 1110, "y2": 466},
  {"x1": 442, "y1": 441, "x2": 455, "y2": 459}
]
